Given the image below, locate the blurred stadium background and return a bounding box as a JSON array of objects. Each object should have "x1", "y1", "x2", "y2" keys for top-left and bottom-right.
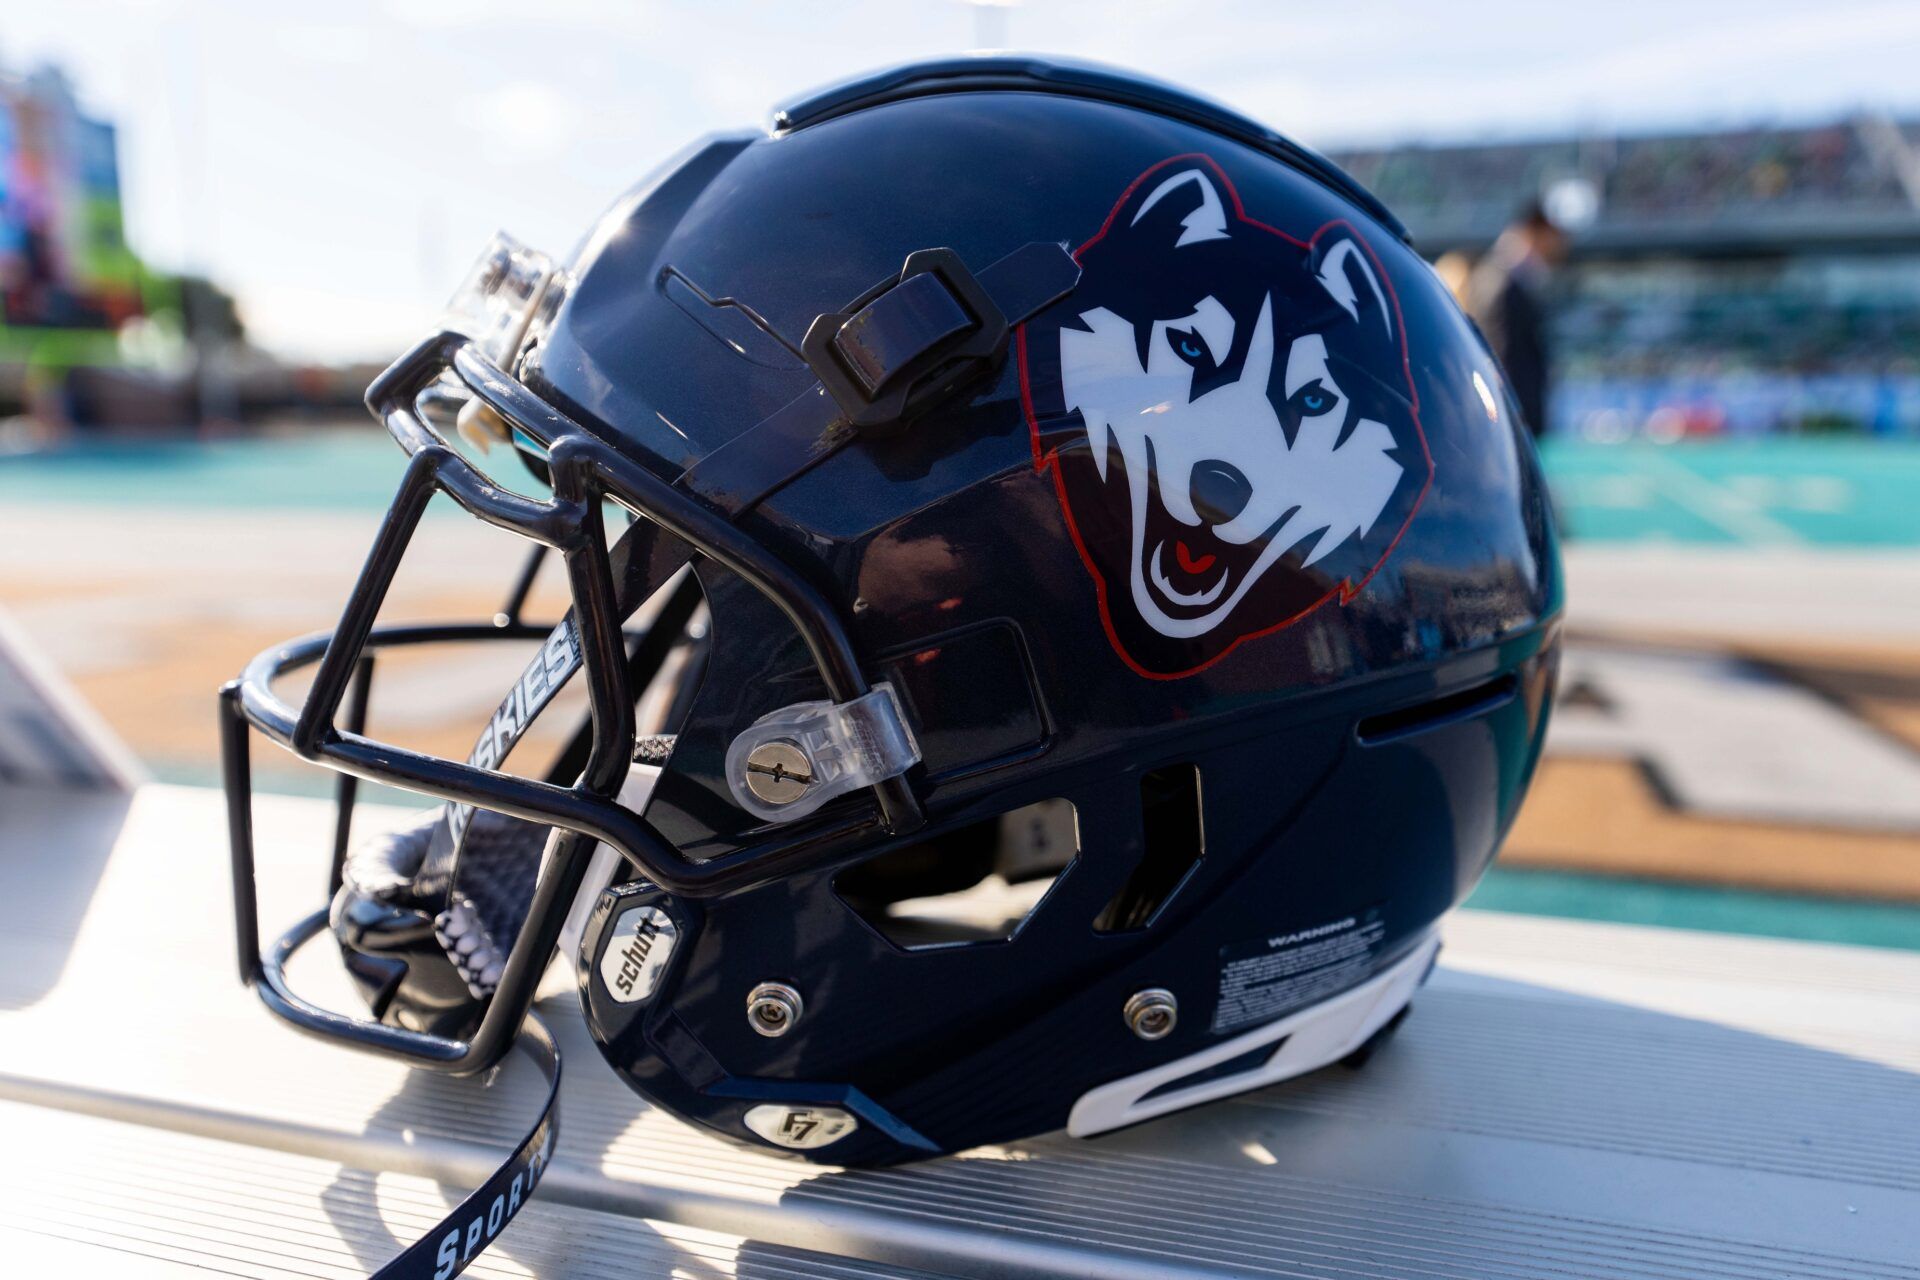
[{"x1": 4, "y1": 6, "x2": 1919, "y2": 949}]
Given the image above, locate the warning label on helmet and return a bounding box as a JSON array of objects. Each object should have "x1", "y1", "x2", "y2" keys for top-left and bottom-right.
[{"x1": 1212, "y1": 908, "x2": 1385, "y2": 1034}]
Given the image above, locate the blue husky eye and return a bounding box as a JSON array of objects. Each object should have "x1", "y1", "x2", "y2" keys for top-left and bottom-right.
[
  {"x1": 1290, "y1": 380, "x2": 1336, "y2": 417},
  {"x1": 1169, "y1": 328, "x2": 1211, "y2": 367}
]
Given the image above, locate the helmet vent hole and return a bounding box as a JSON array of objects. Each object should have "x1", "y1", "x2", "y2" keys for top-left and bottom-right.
[
  {"x1": 1356, "y1": 674, "x2": 1518, "y2": 745},
  {"x1": 1093, "y1": 764, "x2": 1204, "y2": 934},
  {"x1": 834, "y1": 798, "x2": 1079, "y2": 949}
]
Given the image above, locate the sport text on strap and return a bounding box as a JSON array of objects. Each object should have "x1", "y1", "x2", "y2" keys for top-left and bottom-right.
[{"x1": 373, "y1": 1015, "x2": 560, "y2": 1280}]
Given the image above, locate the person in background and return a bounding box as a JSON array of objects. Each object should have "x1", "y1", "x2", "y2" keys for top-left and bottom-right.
[
  {"x1": 1431, "y1": 250, "x2": 1474, "y2": 308},
  {"x1": 1467, "y1": 201, "x2": 1568, "y2": 438}
]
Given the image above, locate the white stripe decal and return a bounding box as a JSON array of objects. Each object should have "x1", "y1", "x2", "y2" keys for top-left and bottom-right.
[{"x1": 1067, "y1": 932, "x2": 1439, "y2": 1138}]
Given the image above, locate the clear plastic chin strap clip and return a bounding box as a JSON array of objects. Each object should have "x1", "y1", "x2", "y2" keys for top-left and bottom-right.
[{"x1": 725, "y1": 683, "x2": 920, "y2": 824}]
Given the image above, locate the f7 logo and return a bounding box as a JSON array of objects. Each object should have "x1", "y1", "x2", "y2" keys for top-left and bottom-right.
[
  {"x1": 743, "y1": 1103, "x2": 858, "y2": 1150},
  {"x1": 780, "y1": 1111, "x2": 822, "y2": 1142}
]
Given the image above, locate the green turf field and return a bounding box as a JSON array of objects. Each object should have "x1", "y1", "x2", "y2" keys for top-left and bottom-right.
[
  {"x1": 1546, "y1": 438, "x2": 1920, "y2": 547},
  {"x1": 1466, "y1": 866, "x2": 1920, "y2": 953},
  {"x1": 0, "y1": 432, "x2": 416, "y2": 511},
  {"x1": 4, "y1": 433, "x2": 1918, "y2": 547}
]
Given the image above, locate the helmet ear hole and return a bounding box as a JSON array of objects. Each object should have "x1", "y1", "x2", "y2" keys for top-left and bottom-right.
[
  {"x1": 836, "y1": 824, "x2": 998, "y2": 906},
  {"x1": 835, "y1": 798, "x2": 1080, "y2": 949},
  {"x1": 1093, "y1": 764, "x2": 1204, "y2": 933}
]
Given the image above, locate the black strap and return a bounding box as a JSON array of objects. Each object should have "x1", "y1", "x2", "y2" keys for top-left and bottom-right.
[
  {"x1": 678, "y1": 240, "x2": 1079, "y2": 518},
  {"x1": 372, "y1": 1014, "x2": 561, "y2": 1280}
]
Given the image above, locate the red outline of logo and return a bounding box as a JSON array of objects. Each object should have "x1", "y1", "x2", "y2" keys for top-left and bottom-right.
[{"x1": 1017, "y1": 153, "x2": 1435, "y2": 681}]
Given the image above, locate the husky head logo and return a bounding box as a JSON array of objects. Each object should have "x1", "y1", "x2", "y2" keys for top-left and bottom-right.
[{"x1": 1020, "y1": 155, "x2": 1432, "y2": 678}]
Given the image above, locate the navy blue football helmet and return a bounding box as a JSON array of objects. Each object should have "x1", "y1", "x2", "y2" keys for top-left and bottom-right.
[{"x1": 224, "y1": 56, "x2": 1561, "y2": 1181}]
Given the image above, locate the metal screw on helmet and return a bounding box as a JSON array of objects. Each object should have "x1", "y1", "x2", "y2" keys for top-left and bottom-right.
[
  {"x1": 744, "y1": 741, "x2": 814, "y2": 806},
  {"x1": 747, "y1": 982, "x2": 804, "y2": 1037},
  {"x1": 1124, "y1": 989, "x2": 1178, "y2": 1040}
]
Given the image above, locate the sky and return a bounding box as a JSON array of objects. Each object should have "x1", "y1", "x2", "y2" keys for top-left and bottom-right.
[{"x1": 7, "y1": 0, "x2": 1920, "y2": 363}]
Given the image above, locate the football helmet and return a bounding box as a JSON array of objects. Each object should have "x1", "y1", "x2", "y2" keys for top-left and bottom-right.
[{"x1": 225, "y1": 54, "x2": 1560, "y2": 1202}]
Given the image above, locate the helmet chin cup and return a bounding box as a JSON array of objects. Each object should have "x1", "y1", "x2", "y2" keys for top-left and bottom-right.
[{"x1": 330, "y1": 884, "x2": 481, "y2": 1037}]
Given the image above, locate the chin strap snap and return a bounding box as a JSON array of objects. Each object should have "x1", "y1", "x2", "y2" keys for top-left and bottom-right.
[{"x1": 724, "y1": 682, "x2": 921, "y2": 824}]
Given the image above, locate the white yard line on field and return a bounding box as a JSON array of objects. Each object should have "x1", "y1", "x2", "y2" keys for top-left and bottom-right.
[{"x1": 1633, "y1": 449, "x2": 1806, "y2": 548}]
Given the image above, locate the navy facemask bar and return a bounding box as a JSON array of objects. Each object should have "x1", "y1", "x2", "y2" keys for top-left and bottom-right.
[{"x1": 220, "y1": 243, "x2": 1078, "y2": 1274}]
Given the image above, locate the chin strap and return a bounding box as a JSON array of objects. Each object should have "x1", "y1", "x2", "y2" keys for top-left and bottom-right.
[{"x1": 370, "y1": 1013, "x2": 561, "y2": 1280}]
